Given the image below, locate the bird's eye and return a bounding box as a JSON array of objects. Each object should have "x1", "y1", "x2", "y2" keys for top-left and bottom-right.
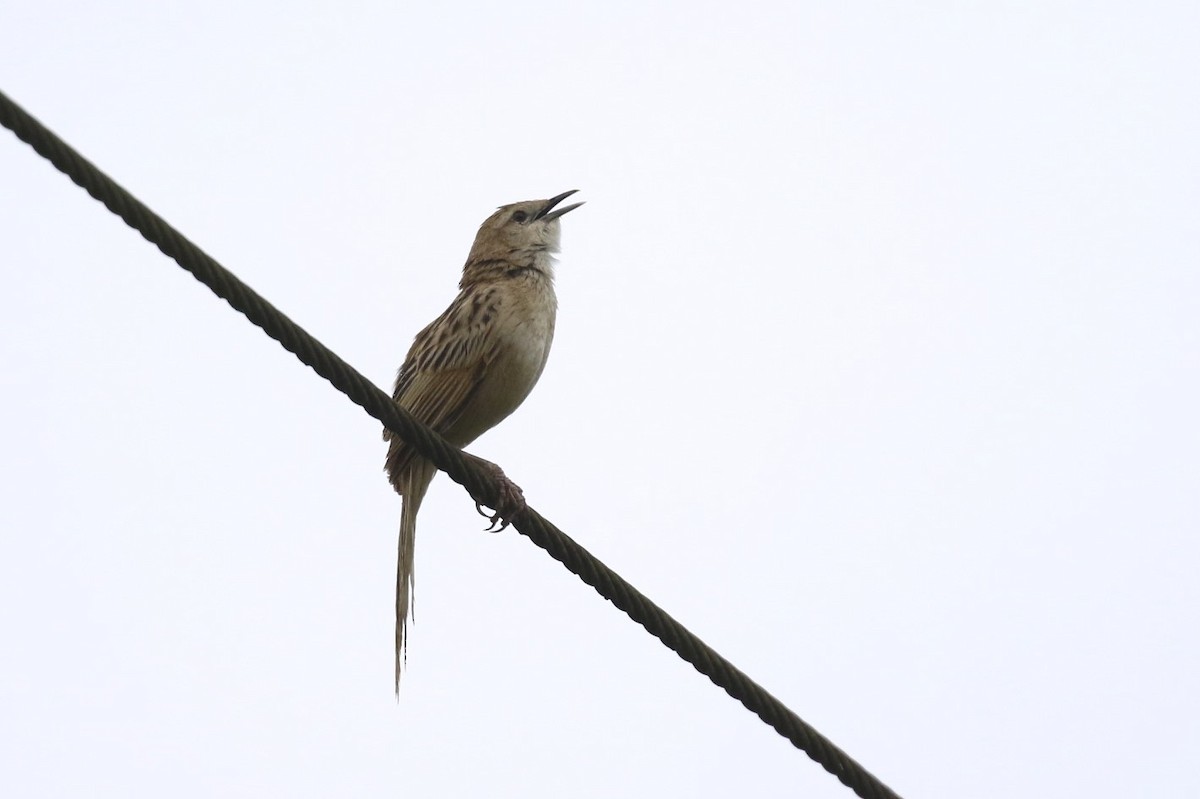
[{"x1": 512, "y1": 210, "x2": 529, "y2": 223}]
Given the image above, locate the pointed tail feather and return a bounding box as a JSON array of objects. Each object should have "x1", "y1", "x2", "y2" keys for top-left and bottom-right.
[{"x1": 396, "y1": 461, "x2": 436, "y2": 694}]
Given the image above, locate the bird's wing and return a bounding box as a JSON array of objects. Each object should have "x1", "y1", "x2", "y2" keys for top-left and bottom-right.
[{"x1": 384, "y1": 288, "x2": 501, "y2": 485}]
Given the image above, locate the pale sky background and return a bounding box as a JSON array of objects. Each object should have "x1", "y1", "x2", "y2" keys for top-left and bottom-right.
[{"x1": 2, "y1": 2, "x2": 1198, "y2": 797}]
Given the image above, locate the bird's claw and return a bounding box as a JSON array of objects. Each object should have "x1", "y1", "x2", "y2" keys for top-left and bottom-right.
[
  {"x1": 466, "y1": 455, "x2": 527, "y2": 533},
  {"x1": 474, "y1": 501, "x2": 510, "y2": 532}
]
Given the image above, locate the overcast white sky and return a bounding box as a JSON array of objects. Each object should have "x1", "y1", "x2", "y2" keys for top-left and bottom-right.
[{"x1": 2, "y1": 2, "x2": 1198, "y2": 797}]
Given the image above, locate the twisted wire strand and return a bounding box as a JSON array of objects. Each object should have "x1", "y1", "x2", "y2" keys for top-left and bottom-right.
[{"x1": 1, "y1": 88, "x2": 903, "y2": 799}]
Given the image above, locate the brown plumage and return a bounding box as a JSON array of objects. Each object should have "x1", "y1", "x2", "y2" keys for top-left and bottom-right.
[{"x1": 384, "y1": 191, "x2": 582, "y2": 692}]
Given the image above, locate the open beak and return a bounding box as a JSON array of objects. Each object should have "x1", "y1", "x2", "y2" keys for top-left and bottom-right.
[{"x1": 537, "y1": 189, "x2": 584, "y2": 222}]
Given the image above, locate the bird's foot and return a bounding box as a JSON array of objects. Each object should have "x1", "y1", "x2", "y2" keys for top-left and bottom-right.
[{"x1": 465, "y1": 454, "x2": 527, "y2": 532}]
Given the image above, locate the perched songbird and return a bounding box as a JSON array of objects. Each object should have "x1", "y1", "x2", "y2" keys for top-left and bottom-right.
[{"x1": 384, "y1": 190, "x2": 583, "y2": 691}]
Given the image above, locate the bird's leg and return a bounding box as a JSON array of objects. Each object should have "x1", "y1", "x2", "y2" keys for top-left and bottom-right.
[{"x1": 464, "y1": 453, "x2": 527, "y2": 532}]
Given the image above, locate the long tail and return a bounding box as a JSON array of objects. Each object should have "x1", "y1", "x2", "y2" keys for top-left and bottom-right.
[{"x1": 396, "y1": 461, "x2": 436, "y2": 694}]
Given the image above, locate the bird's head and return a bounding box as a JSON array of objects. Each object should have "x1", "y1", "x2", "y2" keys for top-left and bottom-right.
[{"x1": 466, "y1": 190, "x2": 584, "y2": 267}]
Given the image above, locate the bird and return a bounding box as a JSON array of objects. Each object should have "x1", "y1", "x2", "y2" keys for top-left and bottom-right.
[{"x1": 383, "y1": 190, "x2": 583, "y2": 692}]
